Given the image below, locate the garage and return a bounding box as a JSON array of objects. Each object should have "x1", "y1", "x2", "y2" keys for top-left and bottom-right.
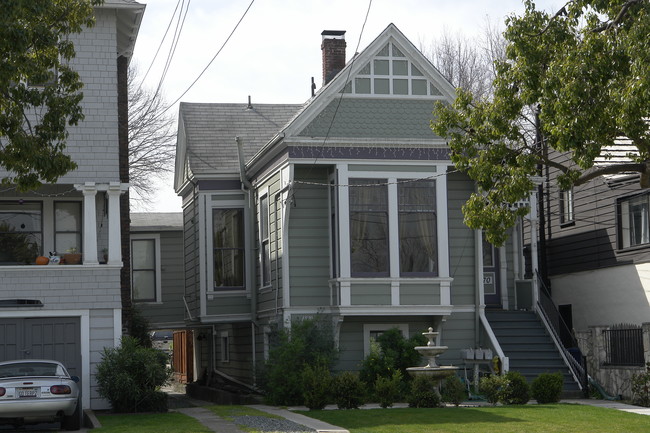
[{"x1": 0, "y1": 317, "x2": 81, "y2": 378}]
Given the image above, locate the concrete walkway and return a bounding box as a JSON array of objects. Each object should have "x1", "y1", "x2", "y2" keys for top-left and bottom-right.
[
  {"x1": 561, "y1": 399, "x2": 650, "y2": 416},
  {"x1": 175, "y1": 407, "x2": 248, "y2": 433}
]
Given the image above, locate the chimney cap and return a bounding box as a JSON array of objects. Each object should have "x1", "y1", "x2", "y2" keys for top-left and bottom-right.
[{"x1": 321, "y1": 30, "x2": 346, "y2": 40}]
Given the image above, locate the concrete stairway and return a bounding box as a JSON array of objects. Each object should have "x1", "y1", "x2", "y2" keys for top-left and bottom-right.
[{"x1": 486, "y1": 310, "x2": 582, "y2": 396}]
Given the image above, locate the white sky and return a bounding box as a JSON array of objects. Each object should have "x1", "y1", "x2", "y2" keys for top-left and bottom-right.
[{"x1": 129, "y1": 0, "x2": 559, "y2": 213}]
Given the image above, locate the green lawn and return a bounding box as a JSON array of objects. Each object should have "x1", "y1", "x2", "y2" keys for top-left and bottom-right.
[
  {"x1": 94, "y1": 412, "x2": 212, "y2": 433},
  {"x1": 298, "y1": 404, "x2": 649, "y2": 433}
]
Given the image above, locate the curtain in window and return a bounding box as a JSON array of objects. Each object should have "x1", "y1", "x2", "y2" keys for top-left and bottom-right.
[
  {"x1": 629, "y1": 196, "x2": 650, "y2": 246},
  {"x1": 349, "y1": 179, "x2": 389, "y2": 275},
  {"x1": 398, "y1": 180, "x2": 437, "y2": 275},
  {"x1": 213, "y1": 208, "x2": 245, "y2": 288}
]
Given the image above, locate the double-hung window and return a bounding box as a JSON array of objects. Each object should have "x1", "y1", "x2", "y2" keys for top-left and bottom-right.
[
  {"x1": 259, "y1": 195, "x2": 271, "y2": 287},
  {"x1": 349, "y1": 179, "x2": 389, "y2": 276},
  {"x1": 54, "y1": 202, "x2": 81, "y2": 254},
  {"x1": 131, "y1": 236, "x2": 160, "y2": 302},
  {"x1": 213, "y1": 208, "x2": 245, "y2": 290},
  {"x1": 398, "y1": 180, "x2": 437, "y2": 276},
  {"x1": 348, "y1": 177, "x2": 438, "y2": 277},
  {"x1": 619, "y1": 194, "x2": 650, "y2": 248},
  {"x1": 559, "y1": 189, "x2": 574, "y2": 225}
]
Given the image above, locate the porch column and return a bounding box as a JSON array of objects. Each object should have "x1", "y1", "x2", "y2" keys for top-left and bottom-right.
[
  {"x1": 107, "y1": 182, "x2": 124, "y2": 265},
  {"x1": 80, "y1": 183, "x2": 98, "y2": 264}
]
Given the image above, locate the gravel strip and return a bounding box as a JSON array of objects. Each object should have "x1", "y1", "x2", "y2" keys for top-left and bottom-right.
[{"x1": 232, "y1": 415, "x2": 316, "y2": 433}]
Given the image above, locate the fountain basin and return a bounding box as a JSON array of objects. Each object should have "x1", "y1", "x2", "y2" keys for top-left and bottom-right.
[{"x1": 406, "y1": 365, "x2": 458, "y2": 380}]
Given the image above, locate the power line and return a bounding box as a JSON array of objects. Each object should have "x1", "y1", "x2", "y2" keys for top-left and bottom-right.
[
  {"x1": 154, "y1": 0, "x2": 192, "y2": 99},
  {"x1": 164, "y1": 0, "x2": 256, "y2": 112}
]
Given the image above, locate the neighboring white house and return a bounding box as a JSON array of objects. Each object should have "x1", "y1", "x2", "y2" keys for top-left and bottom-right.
[{"x1": 0, "y1": 0, "x2": 145, "y2": 410}]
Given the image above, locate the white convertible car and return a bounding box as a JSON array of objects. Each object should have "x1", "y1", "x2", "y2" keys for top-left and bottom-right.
[{"x1": 0, "y1": 359, "x2": 81, "y2": 430}]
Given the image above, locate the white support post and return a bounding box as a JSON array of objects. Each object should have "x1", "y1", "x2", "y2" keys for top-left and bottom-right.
[
  {"x1": 80, "y1": 183, "x2": 98, "y2": 264},
  {"x1": 107, "y1": 183, "x2": 123, "y2": 266},
  {"x1": 529, "y1": 190, "x2": 540, "y2": 309}
]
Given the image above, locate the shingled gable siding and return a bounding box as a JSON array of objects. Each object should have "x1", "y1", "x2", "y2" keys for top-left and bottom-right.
[
  {"x1": 288, "y1": 166, "x2": 331, "y2": 307},
  {"x1": 298, "y1": 99, "x2": 442, "y2": 140}
]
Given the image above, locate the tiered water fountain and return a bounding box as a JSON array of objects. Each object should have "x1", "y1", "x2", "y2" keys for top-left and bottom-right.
[{"x1": 406, "y1": 327, "x2": 458, "y2": 381}]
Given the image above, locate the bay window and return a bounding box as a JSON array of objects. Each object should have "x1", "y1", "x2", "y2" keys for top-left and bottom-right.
[
  {"x1": 398, "y1": 180, "x2": 437, "y2": 276},
  {"x1": 213, "y1": 208, "x2": 245, "y2": 290},
  {"x1": 349, "y1": 179, "x2": 389, "y2": 276}
]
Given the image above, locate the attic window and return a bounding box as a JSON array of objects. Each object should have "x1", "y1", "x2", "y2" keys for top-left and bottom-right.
[{"x1": 343, "y1": 42, "x2": 444, "y2": 97}]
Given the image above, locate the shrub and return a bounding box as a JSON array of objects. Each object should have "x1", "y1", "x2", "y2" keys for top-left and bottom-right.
[
  {"x1": 631, "y1": 362, "x2": 650, "y2": 407},
  {"x1": 260, "y1": 317, "x2": 338, "y2": 406},
  {"x1": 375, "y1": 370, "x2": 403, "y2": 408},
  {"x1": 96, "y1": 336, "x2": 171, "y2": 413},
  {"x1": 531, "y1": 372, "x2": 564, "y2": 404},
  {"x1": 359, "y1": 328, "x2": 426, "y2": 389},
  {"x1": 408, "y1": 375, "x2": 441, "y2": 408},
  {"x1": 333, "y1": 371, "x2": 365, "y2": 409},
  {"x1": 479, "y1": 374, "x2": 507, "y2": 405},
  {"x1": 301, "y1": 361, "x2": 332, "y2": 410},
  {"x1": 441, "y1": 375, "x2": 466, "y2": 406},
  {"x1": 501, "y1": 371, "x2": 530, "y2": 405}
]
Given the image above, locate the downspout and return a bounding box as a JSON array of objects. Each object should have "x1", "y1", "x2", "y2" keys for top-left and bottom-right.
[{"x1": 236, "y1": 137, "x2": 259, "y2": 382}]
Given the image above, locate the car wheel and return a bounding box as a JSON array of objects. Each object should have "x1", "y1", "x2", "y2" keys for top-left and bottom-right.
[{"x1": 61, "y1": 398, "x2": 82, "y2": 431}]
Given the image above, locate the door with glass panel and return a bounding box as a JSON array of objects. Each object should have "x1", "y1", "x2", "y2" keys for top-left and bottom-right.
[{"x1": 482, "y1": 237, "x2": 501, "y2": 308}]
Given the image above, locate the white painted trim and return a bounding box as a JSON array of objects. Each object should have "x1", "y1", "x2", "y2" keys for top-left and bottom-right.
[
  {"x1": 476, "y1": 230, "x2": 485, "y2": 308},
  {"x1": 281, "y1": 165, "x2": 294, "y2": 310},
  {"x1": 479, "y1": 308, "x2": 509, "y2": 374},
  {"x1": 499, "y1": 245, "x2": 509, "y2": 310},
  {"x1": 80, "y1": 184, "x2": 99, "y2": 265},
  {"x1": 198, "y1": 194, "x2": 207, "y2": 318},
  {"x1": 436, "y1": 168, "x2": 450, "y2": 278},
  {"x1": 337, "y1": 164, "x2": 351, "y2": 279},
  {"x1": 106, "y1": 183, "x2": 125, "y2": 265},
  {"x1": 131, "y1": 233, "x2": 162, "y2": 303},
  {"x1": 113, "y1": 309, "x2": 122, "y2": 346},
  {"x1": 363, "y1": 323, "x2": 409, "y2": 357}
]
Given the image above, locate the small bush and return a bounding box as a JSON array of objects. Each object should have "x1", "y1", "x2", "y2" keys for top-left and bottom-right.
[
  {"x1": 501, "y1": 371, "x2": 530, "y2": 405},
  {"x1": 301, "y1": 362, "x2": 332, "y2": 410},
  {"x1": 631, "y1": 362, "x2": 650, "y2": 407},
  {"x1": 441, "y1": 375, "x2": 466, "y2": 406},
  {"x1": 531, "y1": 372, "x2": 564, "y2": 404},
  {"x1": 408, "y1": 375, "x2": 440, "y2": 408},
  {"x1": 375, "y1": 370, "x2": 403, "y2": 408},
  {"x1": 96, "y1": 336, "x2": 171, "y2": 413},
  {"x1": 333, "y1": 371, "x2": 365, "y2": 409},
  {"x1": 479, "y1": 374, "x2": 507, "y2": 405},
  {"x1": 260, "y1": 317, "x2": 338, "y2": 406}
]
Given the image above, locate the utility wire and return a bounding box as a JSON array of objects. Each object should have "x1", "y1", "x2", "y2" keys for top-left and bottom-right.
[
  {"x1": 138, "y1": 0, "x2": 183, "y2": 89},
  {"x1": 154, "y1": 0, "x2": 192, "y2": 99},
  {"x1": 164, "y1": 0, "x2": 256, "y2": 112}
]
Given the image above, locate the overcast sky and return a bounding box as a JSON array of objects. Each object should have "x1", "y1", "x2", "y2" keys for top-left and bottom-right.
[{"x1": 130, "y1": 0, "x2": 560, "y2": 213}]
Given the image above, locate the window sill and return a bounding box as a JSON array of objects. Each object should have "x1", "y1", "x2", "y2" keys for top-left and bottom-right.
[
  {"x1": 560, "y1": 221, "x2": 575, "y2": 228},
  {"x1": 332, "y1": 276, "x2": 453, "y2": 284},
  {"x1": 616, "y1": 243, "x2": 650, "y2": 254}
]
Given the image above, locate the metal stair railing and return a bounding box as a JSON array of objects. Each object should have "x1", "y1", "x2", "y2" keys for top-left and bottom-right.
[{"x1": 535, "y1": 271, "x2": 589, "y2": 396}]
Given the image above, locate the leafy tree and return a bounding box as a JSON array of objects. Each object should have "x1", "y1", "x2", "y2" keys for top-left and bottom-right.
[
  {"x1": 432, "y1": 0, "x2": 650, "y2": 245},
  {"x1": 0, "y1": 0, "x2": 102, "y2": 191}
]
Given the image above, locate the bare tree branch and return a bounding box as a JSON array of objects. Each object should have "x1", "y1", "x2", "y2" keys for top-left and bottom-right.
[{"x1": 128, "y1": 64, "x2": 176, "y2": 203}]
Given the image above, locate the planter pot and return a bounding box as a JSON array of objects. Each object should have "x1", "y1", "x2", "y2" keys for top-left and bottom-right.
[{"x1": 63, "y1": 253, "x2": 82, "y2": 265}]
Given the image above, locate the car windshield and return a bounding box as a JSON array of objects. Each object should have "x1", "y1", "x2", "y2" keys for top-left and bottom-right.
[{"x1": 0, "y1": 362, "x2": 65, "y2": 378}]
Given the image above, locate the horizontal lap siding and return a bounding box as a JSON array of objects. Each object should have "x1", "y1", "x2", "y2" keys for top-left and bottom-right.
[
  {"x1": 206, "y1": 295, "x2": 250, "y2": 315},
  {"x1": 439, "y1": 312, "x2": 475, "y2": 365},
  {"x1": 141, "y1": 231, "x2": 186, "y2": 328},
  {"x1": 214, "y1": 323, "x2": 254, "y2": 384},
  {"x1": 447, "y1": 171, "x2": 476, "y2": 305},
  {"x1": 351, "y1": 283, "x2": 391, "y2": 305},
  {"x1": 257, "y1": 174, "x2": 284, "y2": 317},
  {"x1": 399, "y1": 283, "x2": 440, "y2": 305},
  {"x1": 289, "y1": 167, "x2": 331, "y2": 307},
  {"x1": 183, "y1": 201, "x2": 201, "y2": 317}
]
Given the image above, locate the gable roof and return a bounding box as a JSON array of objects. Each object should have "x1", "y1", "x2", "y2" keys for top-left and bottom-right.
[{"x1": 177, "y1": 102, "x2": 303, "y2": 181}]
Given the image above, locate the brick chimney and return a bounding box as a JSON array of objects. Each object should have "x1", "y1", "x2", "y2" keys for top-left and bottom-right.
[{"x1": 321, "y1": 30, "x2": 346, "y2": 86}]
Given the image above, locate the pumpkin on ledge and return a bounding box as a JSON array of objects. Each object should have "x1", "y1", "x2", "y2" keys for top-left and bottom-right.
[{"x1": 35, "y1": 256, "x2": 49, "y2": 265}]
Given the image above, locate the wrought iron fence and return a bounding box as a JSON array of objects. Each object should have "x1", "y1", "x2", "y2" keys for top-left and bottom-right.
[{"x1": 603, "y1": 325, "x2": 645, "y2": 366}]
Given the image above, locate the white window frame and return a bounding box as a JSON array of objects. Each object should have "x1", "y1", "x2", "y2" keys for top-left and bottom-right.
[
  {"x1": 559, "y1": 188, "x2": 574, "y2": 225},
  {"x1": 337, "y1": 165, "x2": 450, "y2": 280},
  {"x1": 259, "y1": 193, "x2": 271, "y2": 289},
  {"x1": 130, "y1": 233, "x2": 162, "y2": 304},
  {"x1": 363, "y1": 323, "x2": 409, "y2": 357},
  {"x1": 220, "y1": 331, "x2": 230, "y2": 363},
  {"x1": 209, "y1": 204, "x2": 247, "y2": 292},
  {"x1": 619, "y1": 193, "x2": 650, "y2": 249}
]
